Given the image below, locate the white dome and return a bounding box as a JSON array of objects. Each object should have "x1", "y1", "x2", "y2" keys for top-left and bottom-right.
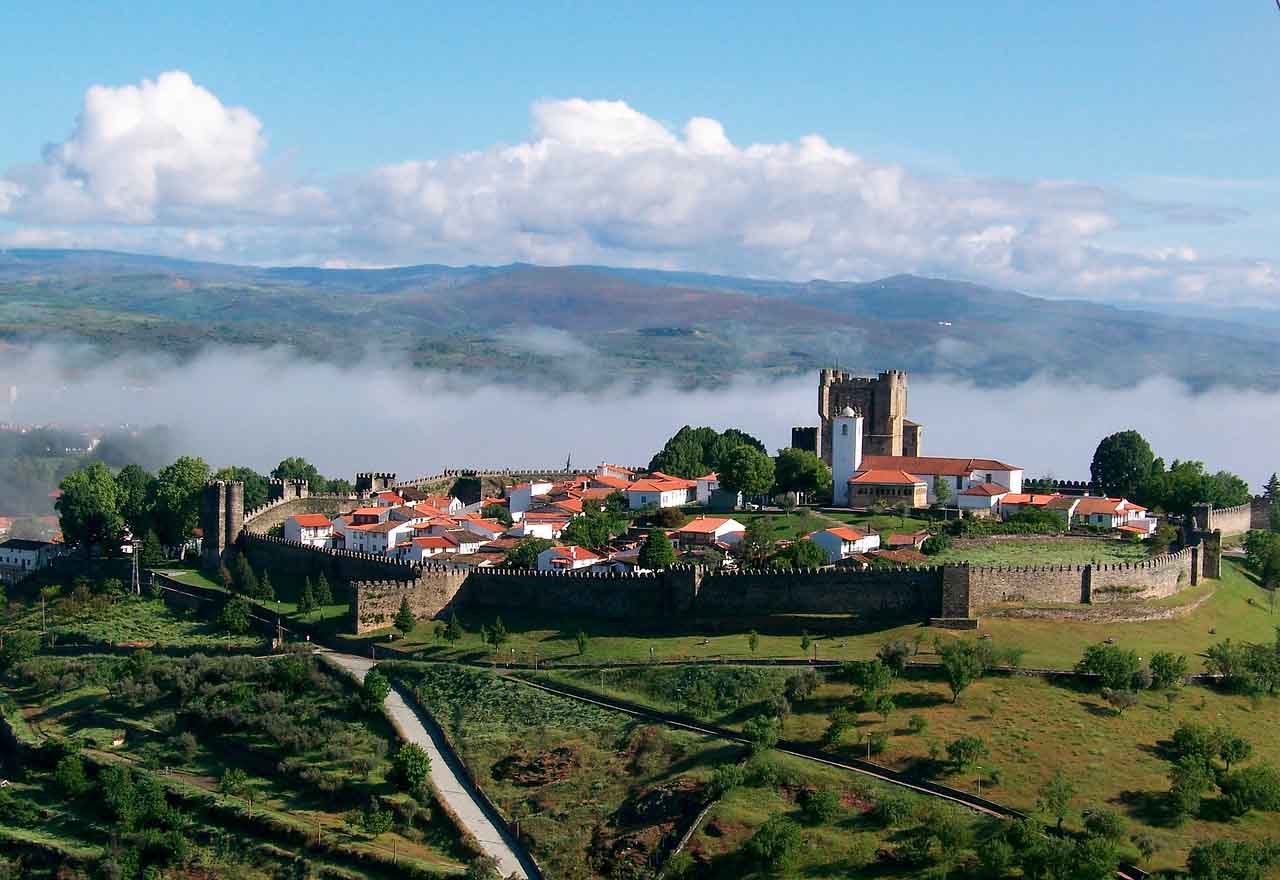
[{"x1": 840, "y1": 406, "x2": 858, "y2": 417}]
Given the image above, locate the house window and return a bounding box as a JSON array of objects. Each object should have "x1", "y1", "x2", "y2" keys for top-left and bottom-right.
[
  {"x1": 985, "y1": 474, "x2": 992, "y2": 483},
  {"x1": 841, "y1": 424, "x2": 848, "y2": 436}
]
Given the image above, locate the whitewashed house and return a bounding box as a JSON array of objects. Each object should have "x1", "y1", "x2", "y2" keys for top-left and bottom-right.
[
  {"x1": 537, "y1": 545, "x2": 601, "y2": 571},
  {"x1": 807, "y1": 527, "x2": 881, "y2": 563},
  {"x1": 283, "y1": 513, "x2": 335, "y2": 548}
]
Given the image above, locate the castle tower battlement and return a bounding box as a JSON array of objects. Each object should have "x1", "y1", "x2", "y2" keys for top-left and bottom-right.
[{"x1": 809, "y1": 369, "x2": 915, "y2": 463}]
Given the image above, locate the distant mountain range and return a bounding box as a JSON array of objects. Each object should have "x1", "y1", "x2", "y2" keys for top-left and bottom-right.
[{"x1": 1, "y1": 248, "x2": 1276, "y2": 390}]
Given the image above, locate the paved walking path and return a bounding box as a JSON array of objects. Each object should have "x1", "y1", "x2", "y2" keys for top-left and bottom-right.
[{"x1": 321, "y1": 651, "x2": 535, "y2": 879}]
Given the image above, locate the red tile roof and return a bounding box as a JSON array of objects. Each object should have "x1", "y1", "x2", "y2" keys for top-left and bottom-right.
[
  {"x1": 673, "y1": 516, "x2": 743, "y2": 534},
  {"x1": 627, "y1": 477, "x2": 696, "y2": 492},
  {"x1": 547, "y1": 545, "x2": 600, "y2": 562},
  {"x1": 591, "y1": 475, "x2": 631, "y2": 490},
  {"x1": 290, "y1": 514, "x2": 332, "y2": 528},
  {"x1": 999, "y1": 493, "x2": 1058, "y2": 506},
  {"x1": 860, "y1": 455, "x2": 1022, "y2": 476},
  {"x1": 960, "y1": 483, "x2": 1009, "y2": 496},
  {"x1": 849, "y1": 469, "x2": 926, "y2": 485},
  {"x1": 813, "y1": 526, "x2": 869, "y2": 542}
]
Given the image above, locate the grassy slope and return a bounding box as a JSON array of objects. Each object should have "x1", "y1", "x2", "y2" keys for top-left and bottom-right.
[{"x1": 930, "y1": 537, "x2": 1151, "y2": 567}]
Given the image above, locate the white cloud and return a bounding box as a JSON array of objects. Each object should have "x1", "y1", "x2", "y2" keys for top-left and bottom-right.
[{"x1": 2, "y1": 72, "x2": 1279, "y2": 308}]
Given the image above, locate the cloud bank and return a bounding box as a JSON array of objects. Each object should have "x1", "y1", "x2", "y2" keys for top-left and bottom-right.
[
  {"x1": 2, "y1": 71, "x2": 1277, "y2": 307},
  {"x1": 2, "y1": 345, "x2": 1275, "y2": 491}
]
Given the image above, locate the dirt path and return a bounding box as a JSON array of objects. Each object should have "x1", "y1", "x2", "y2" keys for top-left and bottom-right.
[{"x1": 320, "y1": 650, "x2": 538, "y2": 880}]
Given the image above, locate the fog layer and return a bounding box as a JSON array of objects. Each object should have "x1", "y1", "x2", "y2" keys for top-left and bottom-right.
[{"x1": 3, "y1": 346, "x2": 1276, "y2": 490}]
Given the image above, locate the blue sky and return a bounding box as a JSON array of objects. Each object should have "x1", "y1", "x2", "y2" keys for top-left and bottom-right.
[{"x1": 1, "y1": 1, "x2": 1278, "y2": 305}]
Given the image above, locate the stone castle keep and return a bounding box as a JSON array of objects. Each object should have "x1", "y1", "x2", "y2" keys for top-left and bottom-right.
[
  {"x1": 792, "y1": 369, "x2": 922, "y2": 465},
  {"x1": 198, "y1": 472, "x2": 1234, "y2": 635}
]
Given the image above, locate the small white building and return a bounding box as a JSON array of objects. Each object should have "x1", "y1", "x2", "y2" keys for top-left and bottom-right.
[
  {"x1": 374, "y1": 490, "x2": 407, "y2": 507},
  {"x1": 537, "y1": 545, "x2": 601, "y2": 571},
  {"x1": 859, "y1": 455, "x2": 1023, "y2": 504},
  {"x1": 0, "y1": 538, "x2": 61, "y2": 582},
  {"x1": 957, "y1": 482, "x2": 1009, "y2": 513},
  {"x1": 283, "y1": 513, "x2": 335, "y2": 548},
  {"x1": 459, "y1": 518, "x2": 508, "y2": 540},
  {"x1": 509, "y1": 481, "x2": 553, "y2": 518},
  {"x1": 669, "y1": 516, "x2": 746, "y2": 546},
  {"x1": 1071, "y1": 497, "x2": 1156, "y2": 533},
  {"x1": 508, "y1": 513, "x2": 570, "y2": 540},
  {"x1": 348, "y1": 519, "x2": 417, "y2": 555},
  {"x1": 625, "y1": 476, "x2": 696, "y2": 510},
  {"x1": 807, "y1": 527, "x2": 881, "y2": 562}
]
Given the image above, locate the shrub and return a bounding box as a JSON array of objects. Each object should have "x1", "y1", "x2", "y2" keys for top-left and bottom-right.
[
  {"x1": 1102, "y1": 688, "x2": 1140, "y2": 716},
  {"x1": 946, "y1": 735, "x2": 988, "y2": 771},
  {"x1": 803, "y1": 787, "x2": 842, "y2": 824},
  {"x1": 709, "y1": 763, "x2": 746, "y2": 798},
  {"x1": 745, "y1": 815, "x2": 802, "y2": 870},
  {"x1": 872, "y1": 793, "x2": 913, "y2": 827},
  {"x1": 54, "y1": 753, "x2": 89, "y2": 796},
  {"x1": 361, "y1": 667, "x2": 391, "y2": 712},
  {"x1": 1084, "y1": 809, "x2": 1126, "y2": 842},
  {"x1": 1218, "y1": 763, "x2": 1280, "y2": 817},
  {"x1": 877, "y1": 639, "x2": 912, "y2": 674},
  {"x1": 907, "y1": 714, "x2": 928, "y2": 735},
  {"x1": 743, "y1": 714, "x2": 779, "y2": 754},
  {"x1": 1187, "y1": 839, "x2": 1280, "y2": 880}
]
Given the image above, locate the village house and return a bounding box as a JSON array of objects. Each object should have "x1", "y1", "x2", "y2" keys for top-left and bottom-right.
[
  {"x1": 858, "y1": 455, "x2": 1024, "y2": 505},
  {"x1": 283, "y1": 513, "x2": 335, "y2": 548},
  {"x1": 509, "y1": 480, "x2": 553, "y2": 518},
  {"x1": 669, "y1": 515, "x2": 746, "y2": 547},
  {"x1": 537, "y1": 544, "x2": 601, "y2": 571},
  {"x1": 0, "y1": 538, "x2": 62, "y2": 582},
  {"x1": 807, "y1": 526, "x2": 881, "y2": 563},
  {"x1": 1070, "y1": 497, "x2": 1157, "y2": 534},
  {"x1": 694, "y1": 473, "x2": 720, "y2": 505},
  {"x1": 347, "y1": 518, "x2": 416, "y2": 555},
  {"x1": 625, "y1": 474, "x2": 697, "y2": 510},
  {"x1": 957, "y1": 482, "x2": 1010, "y2": 514}
]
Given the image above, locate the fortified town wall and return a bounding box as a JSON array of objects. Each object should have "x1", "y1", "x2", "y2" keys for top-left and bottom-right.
[
  {"x1": 200, "y1": 480, "x2": 1229, "y2": 634},
  {"x1": 1190, "y1": 499, "x2": 1270, "y2": 537}
]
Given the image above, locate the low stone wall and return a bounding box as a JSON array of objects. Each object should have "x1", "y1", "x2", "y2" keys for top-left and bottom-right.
[
  {"x1": 239, "y1": 531, "x2": 420, "y2": 603},
  {"x1": 693, "y1": 567, "x2": 942, "y2": 617}
]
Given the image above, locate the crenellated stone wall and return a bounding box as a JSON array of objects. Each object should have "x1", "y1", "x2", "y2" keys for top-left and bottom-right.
[
  {"x1": 242, "y1": 495, "x2": 360, "y2": 535},
  {"x1": 692, "y1": 566, "x2": 942, "y2": 617}
]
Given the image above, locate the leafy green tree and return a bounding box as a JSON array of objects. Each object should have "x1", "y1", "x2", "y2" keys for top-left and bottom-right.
[
  {"x1": 719, "y1": 444, "x2": 776, "y2": 500},
  {"x1": 270, "y1": 456, "x2": 321, "y2": 489},
  {"x1": 213, "y1": 465, "x2": 269, "y2": 511},
  {"x1": 638, "y1": 529, "x2": 677, "y2": 569},
  {"x1": 464, "y1": 855, "x2": 502, "y2": 880},
  {"x1": 1169, "y1": 755, "x2": 1215, "y2": 822},
  {"x1": 148, "y1": 455, "x2": 210, "y2": 548},
  {"x1": 772, "y1": 538, "x2": 827, "y2": 569},
  {"x1": 559, "y1": 507, "x2": 627, "y2": 550},
  {"x1": 1076, "y1": 643, "x2": 1141, "y2": 690},
  {"x1": 932, "y1": 475, "x2": 953, "y2": 508},
  {"x1": 218, "y1": 596, "x2": 252, "y2": 634},
  {"x1": 744, "y1": 814, "x2": 801, "y2": 870},
  {"x1": 1038, "y1": 769, "x2": 1076, "y2": 831},
  {"x1": 54, "y1": 753, "x2": 88, "y2": 796},
  {"x1": 1149, "y1": 651, "x2": 1189, "y2": 689},
  {"x1": 748, "y1": 630, "x2": 759, "y2": 654},
  {"x1": 575, "y1": 629, "x2": 589, "y2": 655},
  {"x1": 877, "y1": 639, "x2": 912, "y2": 674},
  {"x1": 1219, "y1": 762, "x2": 1280, "y2": 817},
  {"x1": 648, "y1": 425, "x2": 766, "y2": 479},
  {"x1": 1103, "y1": 688, "x2": 1141, "y2": 715},
  {"x1": 392, "y1": 742, "x2": 432, "y2": 791},
  {"x1": 1187, "y1": 838, "x2": 1280, "y2": 880},
  {"x1": 503, "y1": 537, "x2": 553, "y2": 569},
  {"x1": 393, "y1": 598, "x2": 416, "y2": 636},
  {"x1": 444, "y1": 612, "x2": 464, "y2": 644},
  {"x1": 0, "y1": 628, "x2": 33, "y2": 674},
  {"x1": 481, "y1": 503, "x2": 513, "y2": 526},
  {"x1": 487, "y1": 616, "x2": 509, "y2": 646},
  {"x1": 361, "y1": 667, "x2": 391, "y2": 711},
  {"x1": 946, "y1": 735, "x2": 988, "y2": 771},
  {"x1": 114, "y1": 463, "x2": 154, "y2": 536},
  {"x1": 220, "y1": 766, "x2": 249, "y2": 798},
  {"x1": 1221, "y1": 735, "x2": 1254, "y2": 773},
  {"x1": 938, "y1": 639, "x2": 984, "y2": 702},
  {"x1": 739, "y1": 518, "x2": 776, "y2": 568},
  {"x1": 1091, "y1": 430, "x2": 1155, "y2": 498},
  {"x1": 773, "y1": 448, "x2": 832, "y2": 501},
  {"x1": 57, "y1": 462, "x2": 123, "y2": 552},
  {"x1": 743, "y1": 714, "x2": 780, "y2": 754}
]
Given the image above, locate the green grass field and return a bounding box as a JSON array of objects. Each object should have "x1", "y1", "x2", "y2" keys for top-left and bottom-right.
[{"x1": 47, "y1": 596, "x2": 264, "y2": 649}]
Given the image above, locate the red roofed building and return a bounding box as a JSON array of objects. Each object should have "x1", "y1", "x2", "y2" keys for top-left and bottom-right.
[
  {"x1": 284, "y1": 513, "x2": 335, "y2": 547},
  {"x1": 807, "y1": 526, "x2": 881, "y2": 562},
  {"x1": 669, "y1": 516, "x2": 746, "y2": 546},
  {"x1": 858, "y1": 454, "x2": 1023, "y2": 505},
  {"x1": 625, "y1": 476, "x2": 697, "y2": 510},
  {"x1": 375, "y1": 490, "x2": 406, "y2": 508},
  {"x1": 847, "y1": 469, "x2": 928, "y2": 508},
  {"x1": 537, "y1": 544, "x2": 601, "y2": 571},
  {"x1": 1071, "y1": 497, "x2": 1155, "y2": 533},
  {"x1": 957, "y1": 481, "x2": 1011, "y2": 514}
]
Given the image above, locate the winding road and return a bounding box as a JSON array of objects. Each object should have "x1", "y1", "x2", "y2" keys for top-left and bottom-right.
[{"x1": 320, "y1": 651, "x2": 538, "y2": 880}]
